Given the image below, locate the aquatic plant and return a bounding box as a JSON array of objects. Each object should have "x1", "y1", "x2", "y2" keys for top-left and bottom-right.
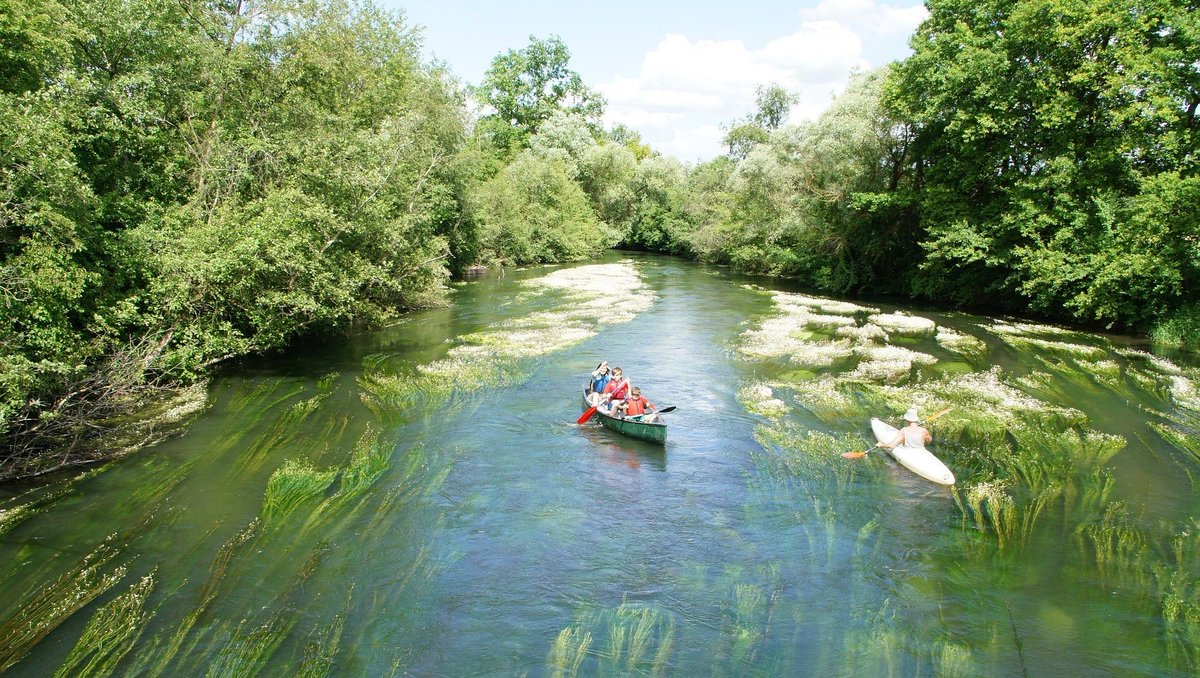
[
  {"x1": 261, "y1": 459, "x2": 338, "y2": 525},
  {"x1": 608, "y1": 604, "x2": 675, "y2": 671},
  {"x1": 198, "y1": 545, "x2": 326, "y2": 678},
  {"x1": 1077, "y1": 502, "x2": 1150, "y2": 587},
  {"x1": 204, "y1": 616, "x2": 298, "y2": 678},
  {"x1": 53, "y1": 572, "x2": 156, "y2": 678},
  {"x1": 1000, "y1": 335, "x2": 1109, "y2": 360},
  {"x1": 0, "y1": 466, "x2": 105, "y2": 537},
  {"x1": 737, "y1": 383, "x2": 789, "y2": 417},
  {"x1": 835, "y1": 323, "x2": 889, "y2": 344},
  {"x1": 334, "y1": 429, "x2": 393, "y2": 499},
  {"x1": 1060, "y1": 467, "x2": 1114, "y2": 527},
  {"x1": 737, "y1": 314, "x2": 855, "y2": 364},
  {"x1": 989, "y1": 319, "x2": 1086, "y2": 337},
  {"x1": 1152, "y1": 422, "x2": 1200, "y2": 464},
  {"x1": 0, "y1": 536, "x2": 126, "y2": 672},
  {"x1": 996, "y1": 423, "x2": 1124, "y2": 498},
  {"x1": 869, "y1": 311, "x2": 937, "y2": 337},
  {"x1": 935, "y1": 327, "x2": 988, "y2": 361},
  {"x1": 964, "y1": 480, "x2": 1016, "y2": 549},
  {"x1": 752, "y1": 424, "x2": 865, "y2": 493},
  {"x1": 774, "y1": 292, "x2": 878, "y2": 315},
  {"x1": 550, "y1": 602, "x2": 675, "y2": 677},
  {"x1": 848, "y1": 345, "x2": 938, "y2": 384},
  {"x1": 936, "y1": 641, "x2": 975, "y2": 677},
  {"x1": 296, "y1": 587, "x2": 353, "y2": 678},
  {"x1": 781, "y1": 376, "x2": 858, "y2": 422},
  {"x1": 547, "y1": 626, "x2": 593, "y2": 678},
  {"x1": 129, "y1": 520, "x2": 260, "y2": 676}
]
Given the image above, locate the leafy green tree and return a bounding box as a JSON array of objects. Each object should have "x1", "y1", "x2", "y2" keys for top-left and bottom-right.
[
  {"x1": 473, "y1": 35, "x2": 605, "y2": 152},
  {"x1": 0, "y1": 0, "x2": 475, "y2": 469},
  {"x1": 722, "y1": 123, "x2": 769, "y2": 160},
  {"x1": 622, "y1": 155, "x2": 689, "y2": 252},
  {"x1": 530, "y1": 110, "x2": 599, "y2": 177},
  {"x1": 577, "y1": 142, "x2": 637, "y2": 227},
  {"x1": 608, "y1": 123, "x2": 653, "y2": 161},
  {"x1": 469, "y1": 151, "x2": 612, "y2": 265},
  {"x1": 889, "y1": 0, "x2": 1200, "y2": 327},
  {"x1": 752, "y1": 83, "x2": 798, "y2": 130}
]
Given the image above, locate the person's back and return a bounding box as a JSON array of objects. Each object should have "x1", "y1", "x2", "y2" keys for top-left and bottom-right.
[
  {"x1": 900, "y1": 423, "x2": 930, "y2": 448},
  {"x1": 888, "y1": 408, "x2": 932, "y2": 449}
]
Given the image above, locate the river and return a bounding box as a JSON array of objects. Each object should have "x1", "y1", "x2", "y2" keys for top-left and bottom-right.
[{"x1": 1, "y1": 253, "x2": 1198, "y2": 676}]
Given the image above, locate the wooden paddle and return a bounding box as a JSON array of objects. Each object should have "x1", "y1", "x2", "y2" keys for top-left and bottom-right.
[{"x1": 841, "y1": 407, "x2": 952, "y2": 459}]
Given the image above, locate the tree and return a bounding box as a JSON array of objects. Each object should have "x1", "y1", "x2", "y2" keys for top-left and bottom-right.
[
  {"x1": 752, "y1": 83, "x2": 798, "y2": 130},
  {"x1": 473, "y1": 35, "x2": 605, "y2": 152},
  {"x1": 889, "y1": 0, "x2": 1200, "y2": 327},
  {"x1": 469, "y1": 151, "x2": 612, "y2": 265},
  {"x1": 0, "y1": 0, "x2": 474, "y2": 472},
  {"x1": 722, "y1": 123, "x2": 770, "y2": 160}
]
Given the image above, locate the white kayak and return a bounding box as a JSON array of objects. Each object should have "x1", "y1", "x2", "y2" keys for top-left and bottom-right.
[{"x1": 870, "y1": 418, "x2": 956, "y2": 485}]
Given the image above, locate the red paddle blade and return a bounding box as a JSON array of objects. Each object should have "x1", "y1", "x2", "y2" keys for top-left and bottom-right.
[{"x1": 577, "y1": 405, "x2": 599, "y2": 424}]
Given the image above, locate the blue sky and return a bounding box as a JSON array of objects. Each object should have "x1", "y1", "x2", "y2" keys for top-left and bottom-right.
[{"x1": 380, "y1": 1, "x2": 928, "y2": 162}]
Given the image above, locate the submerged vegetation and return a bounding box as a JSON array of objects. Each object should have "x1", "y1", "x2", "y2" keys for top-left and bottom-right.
[{"x1": 734, "y1": 287, "x2": 1200, "y2": 673}]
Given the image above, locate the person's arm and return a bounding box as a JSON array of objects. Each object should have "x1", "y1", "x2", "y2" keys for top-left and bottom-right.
[
  {"x1": 886, "y1": 431, "x2": 903, "y2": 449},
  {"x1": 922, "y1": 427, "x2": 932, "y2": 444}
]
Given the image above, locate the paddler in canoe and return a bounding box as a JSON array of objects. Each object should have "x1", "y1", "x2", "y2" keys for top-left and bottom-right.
[
  {"x1": 586, "y1": 365, "x2": 630, "y2": 416},
  {"x1": 621, "y1": 386, "x2": 661, "y2": 422}
]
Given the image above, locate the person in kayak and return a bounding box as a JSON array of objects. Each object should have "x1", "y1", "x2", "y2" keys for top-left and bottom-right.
[
  {"x1": 884, "y1": 408, "x2": 933, "y2": 449},
  {"x1": 623, "y1": 386, "x2": 659, "y2": 421}
]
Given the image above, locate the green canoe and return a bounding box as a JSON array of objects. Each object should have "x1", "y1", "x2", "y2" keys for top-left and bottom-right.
[{"x1": 581, "y1": 389, "x2": 667, "y2": 444}]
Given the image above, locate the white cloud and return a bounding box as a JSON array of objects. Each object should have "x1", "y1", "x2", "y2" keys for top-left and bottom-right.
[
  {"x1": 597, "y1": 1, "x2": 927, "y2": 162},
  {"x1": 799, "y1": 0, "x2": 927, "y2": 49}
]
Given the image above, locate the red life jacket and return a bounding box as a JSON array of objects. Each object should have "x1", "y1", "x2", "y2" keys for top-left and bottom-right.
[{"x1": 604, "y1": 378, "x2": 629, "y2": 400}]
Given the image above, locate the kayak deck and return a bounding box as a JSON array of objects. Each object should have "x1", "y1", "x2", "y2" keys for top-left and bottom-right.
[{"x1": 870, "y1": 418, "x2": 955, "y2": 485}]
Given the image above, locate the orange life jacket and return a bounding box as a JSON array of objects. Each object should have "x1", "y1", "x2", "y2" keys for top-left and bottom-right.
[{"x1": 625, "y1": 395, "x2": 654, "y2": 416}]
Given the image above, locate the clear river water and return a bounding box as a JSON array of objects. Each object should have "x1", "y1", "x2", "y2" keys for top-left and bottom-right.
[{"x1": 2, "y1": 253, "x2": 1199, "y2": 676}]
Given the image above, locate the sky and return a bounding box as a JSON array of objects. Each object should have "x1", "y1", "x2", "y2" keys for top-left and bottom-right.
[{"x1": 380, "y1": 0, "x2": 929, "y2": 163}]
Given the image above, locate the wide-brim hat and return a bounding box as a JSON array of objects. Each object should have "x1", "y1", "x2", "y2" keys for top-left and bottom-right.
[{"x1": 903, "y1": 408, "x2": 920, "y2": 422}]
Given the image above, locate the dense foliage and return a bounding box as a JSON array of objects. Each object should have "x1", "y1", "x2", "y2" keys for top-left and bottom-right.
[
  {"x1": 664, "y1": 0, "x2": 1199, "y2": 347},
  {"x1": 0, "y1": 0, "x2": 470, "y2": 468},
  {"x1": 3, "y1": 0, "x2": 1198, "y2": 472}
]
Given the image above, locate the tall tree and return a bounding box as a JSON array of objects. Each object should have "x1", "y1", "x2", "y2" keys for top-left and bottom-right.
[
  {"x1": 752, "y1": 83, "x2": 799, "y2": 130},
  {"x1": 473, "y1": 35, "x2": 605, "y2": 152}
]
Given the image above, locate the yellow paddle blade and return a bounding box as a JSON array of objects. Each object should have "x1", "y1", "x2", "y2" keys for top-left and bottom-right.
[
  {"x1": 924, "y1": 406, "x2": 953, "y2": 423},
  {"x1": 841, "y1": 451, "x2": 868, "y2": 459}
]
